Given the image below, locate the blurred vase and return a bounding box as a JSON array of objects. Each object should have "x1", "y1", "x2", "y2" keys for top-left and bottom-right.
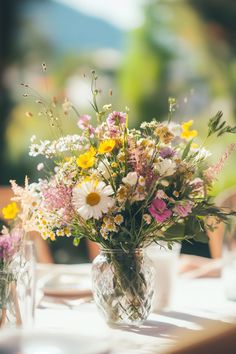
[
  {"x1": 222, "y1": 227, "x2": 236, "y2": 301},
  {"x1": 92, "y1": 248, "x2": 154, "y2": 326},
  {"x1": 0, "y1": 241, "x2": 36, "y2": 329},
  {"x1": 147, "y1": 242, "x2": 180, "y2": 311}
]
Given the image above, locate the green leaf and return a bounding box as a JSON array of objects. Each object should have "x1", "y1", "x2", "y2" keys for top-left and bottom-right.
[
  {"x1": 207, "y1": 111, "x2": 223, "y2": 137},
  {"x1": 184, "y1": 216, "x2": 210, "y2": 244},
  {"x1": 73, "y1": 237, "x2": 81, "y2": 247},
  {"x1": 164, "y1": 223, "x2": 185, "y2": 239},
  {"x1": 207, "y1": 111, "x2": 236, "y2": 138},
  {"x1": 194, "y1": 231, "x2": 209, "y2": 243},
  {"x1": 182, "y1": 139, "x2": 193, "y2": 160}
]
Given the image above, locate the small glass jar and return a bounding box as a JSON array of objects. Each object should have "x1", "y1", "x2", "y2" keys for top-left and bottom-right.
[
  {"x1": 0, "y1": 262, "x2": 21, "y2": 328},
  {"x1": 0, "y1": 241, "x2": 36, "y2": 329},
  {"x1": 92, "y1": 248, "x2": 154, "y2": 327}
]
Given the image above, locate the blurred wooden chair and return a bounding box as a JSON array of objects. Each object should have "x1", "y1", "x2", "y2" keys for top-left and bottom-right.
[
  {"x1": 208, "y1": 186, "x2": 236, "y2": 259},
  {"x1": 180, "y1": 187, "x2": 236, "y2": 275},
  {"x1": 0, "y1": 186, "x2": 99, "y2": 263},
  {"x1": 163, "y1": 323, "x2": 236, "y2": 354}
]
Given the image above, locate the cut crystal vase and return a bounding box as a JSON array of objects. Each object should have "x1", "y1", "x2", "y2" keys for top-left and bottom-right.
[{"x1": 92, "y1": 248, "x2": 154, "y2": 326}]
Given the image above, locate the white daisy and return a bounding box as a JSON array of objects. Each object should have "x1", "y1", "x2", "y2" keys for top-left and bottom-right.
[
  {"x1": 72, "y1": 180, "x2": 115, "y2": 220},
  {"x1": 155, "y1": 158, "x2": 176, "y2": 177}
]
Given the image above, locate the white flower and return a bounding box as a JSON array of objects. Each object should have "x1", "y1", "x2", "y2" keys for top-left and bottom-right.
[
  {"x1": 156, "y1": 159, "x2": 176, "y2": 177},
  {"x1": 168, "y1": 122, "x2": 182, "y2": 137},
  {"x1": 122, "y1": 172, "x2": 138, "y2": 186},
  {"x1": 97, "y1": 159, "x2": 110, "y2": 179},
  {"x1": 155, "y1": 189, "x2": 168, "y2": 199},
  {"x1": 37, "y1": 163, "x2": 44, "y2": 171},
  {"x1": 72, "y1": 180, "x2": 114, "y2": 220},
  {"x1": 143, "y1": 214, "x2": 151, "y2": 224},
  {"x1": 30, "y1": 135, "x2": 36, "y2": 143},
  {"x1": 192, "y1": 147, "x2": 212, "y2": 161},
  {"x1": 138, "y1": 176, "x2": 145, "y2": 186}
]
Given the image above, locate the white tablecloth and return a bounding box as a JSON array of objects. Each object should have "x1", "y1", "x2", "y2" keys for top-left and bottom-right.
[{"x1": 35, "y1": 264, "x2": 236, "y2": 354}]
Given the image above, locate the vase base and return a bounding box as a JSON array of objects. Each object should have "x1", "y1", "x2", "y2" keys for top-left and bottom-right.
[{"x1": 107, "y1": 320, "x2": 144, "y2": 329}]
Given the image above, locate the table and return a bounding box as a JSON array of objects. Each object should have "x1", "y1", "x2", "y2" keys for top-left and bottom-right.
[{"x1": 35, "y1": 264, "x2": 236, "y2": 354}]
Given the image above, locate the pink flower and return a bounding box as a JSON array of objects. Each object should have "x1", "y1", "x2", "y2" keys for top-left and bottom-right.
[
  {"x1": 190, "y1": 178, "x2": 204, "y2": 191},
  {"x1": 77, "y1": 115, "x2": 91, "y2": 130},
  {"x1": 148, "y1": 198, "x2": 172, "y2": 223},
  {"x1": 88, "y1": 125, "x2": 95, "y2": 138},
  {"x1": 173, "y1": 202, "x2": 192, "y2": 217},
  {"x1": 155, "y1": 189, "x2": 168, "y2": 199},
  {"x1": 107, "y1": 111, "x2": 127, "y2": 126}
]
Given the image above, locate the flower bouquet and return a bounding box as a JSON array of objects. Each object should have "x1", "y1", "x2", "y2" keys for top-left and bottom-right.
[{"x1": 9, "y1": 71, "x2": 236, "y2": 325}]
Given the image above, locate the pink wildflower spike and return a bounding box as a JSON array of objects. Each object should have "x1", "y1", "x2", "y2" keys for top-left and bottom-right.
[
  {"x1": 41, "y1": 181, "x2": 74, "y2": 223},
  {"x1": 148, "y1": 198, "x2": 172, "y2": 223},
  {"x1": 204, "y1": 143, "x2": 236, "y2": 183}
]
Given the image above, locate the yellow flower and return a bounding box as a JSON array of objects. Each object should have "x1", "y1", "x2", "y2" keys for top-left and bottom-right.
[
  {"x1": 42, "y1": 230, "x2": 56, "y2": 241},
  {"x1": 117, "y1": 151, "x2": 125, "y2": 162},
  {"x1": 77, "y1": 150, "x2": 96, "y2": 169},
  {"x1": 88, "y1": 146, "x2": 97, "y2": 156},
  {"x1": 181, "y1": 120, "x2": 198, "y2": 140},
  {"x1": 191, "y1": 143, "x2": 199, "y2": 149},
  {"x1": 49, "y1": 231, "x2": 56, "y2": 241},
  {"x1": 63, "y1": 227, "x2": 71, "y2": 237},
  {"x1": 111, "y1": 162, "x2": 118, "y2": 168},
  {"x1": 2, "y1": 202, "x2": 19, "y2": 220},
  {"x1": 98, "y1": 139, "x2": 116, "y2": 154}
]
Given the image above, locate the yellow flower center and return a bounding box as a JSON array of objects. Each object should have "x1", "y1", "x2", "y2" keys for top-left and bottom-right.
[{"x1": 86, "y1": 192, "x2": 101, "y2": 206}]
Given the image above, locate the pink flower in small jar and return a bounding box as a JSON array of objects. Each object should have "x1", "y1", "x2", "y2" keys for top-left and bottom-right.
[
  {"x1": 0, "y1": 227, "x2": 23, "y2": 260},
  {"x1": 148, "y1": 198, "x2": 172, "y2": 223}
]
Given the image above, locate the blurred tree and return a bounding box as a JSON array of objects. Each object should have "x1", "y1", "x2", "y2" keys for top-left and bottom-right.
[
  {"x1": 0, "y1": 1, "x2": 19, "y2": 184},
  {"x1": 190, "y1": 0, "x2": 236, "y2": 118},
  {"x1": 119, "y1": 0, "x2": 231, "y2": 127},
  {"x1": 0, "y1": 0, "x2": 48, "y2": 185},
  {"x1": 119, "y1": 3, "x2": 175, "y2": 125}
]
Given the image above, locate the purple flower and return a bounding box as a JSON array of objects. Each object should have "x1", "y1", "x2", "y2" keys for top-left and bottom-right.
[
  {"x1": 148, "y1": 198, "x2": 172, "y2": 223},
  {"x1": 107, "y1": 111, "x2": 127, "y2": 126},
  {"x1": 173, "y1": 202, "x2": 192, "y2": 217},
  {"x1": 0, "y1": 228, "x2": 22, "y2": 260},
  {"x1": 159, "y1": 147, "x2": 175, "y2": 159}
]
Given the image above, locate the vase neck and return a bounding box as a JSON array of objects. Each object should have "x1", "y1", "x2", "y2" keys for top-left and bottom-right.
[{"x1": 100, "y1": 248, "x2": 145, "y2": 256}]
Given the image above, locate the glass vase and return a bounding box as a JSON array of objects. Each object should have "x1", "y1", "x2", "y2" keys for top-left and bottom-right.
[
  {"x1": 92, "y1": 248, "x2": 154, "y2": 327},
  {"x1": 0, "y1": 262, "x2": 21, "y2": 328},
  {"x1": 0, "y1": 241, "x2": 36, "y2": 329}
]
